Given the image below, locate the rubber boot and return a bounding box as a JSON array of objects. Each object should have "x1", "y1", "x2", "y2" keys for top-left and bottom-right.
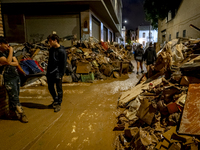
[{"x1": 16, "y1": 105, "x2": 28, "y2": 123}]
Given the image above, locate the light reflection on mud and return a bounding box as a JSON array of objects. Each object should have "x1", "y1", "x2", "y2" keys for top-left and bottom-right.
[{"x1": 15, "y1": 69, "x2": 141, "y2": 149}]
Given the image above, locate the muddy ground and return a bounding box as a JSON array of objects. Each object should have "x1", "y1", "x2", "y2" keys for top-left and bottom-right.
[{"x1": 0, "y1": 60, "x2": 145, "y2": 150}]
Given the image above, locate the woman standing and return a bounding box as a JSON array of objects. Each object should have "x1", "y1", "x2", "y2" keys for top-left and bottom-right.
[{"x1": 134, "y1": 44, "x2": 144, "y2": 74}]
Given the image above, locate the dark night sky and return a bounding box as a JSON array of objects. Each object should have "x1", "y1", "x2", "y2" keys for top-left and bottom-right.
[{"x1": 122, "y1": 0, "x2": 150, "y2": 30}]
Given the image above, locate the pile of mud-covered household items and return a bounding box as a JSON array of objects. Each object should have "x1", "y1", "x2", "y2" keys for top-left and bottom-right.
[
  {"x1": 11, "y1": 36, "x2": 134, "y2": 87},
  {"x1": 114, "y1": 38, "x2": 200, "y2": 150}
]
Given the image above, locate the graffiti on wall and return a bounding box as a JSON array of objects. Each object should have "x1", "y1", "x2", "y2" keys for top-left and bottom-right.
[{"x1": 30, "y1": 34, "x2": 44, "y2": 43}]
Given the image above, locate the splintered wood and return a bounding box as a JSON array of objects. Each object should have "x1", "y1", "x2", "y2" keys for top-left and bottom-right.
[{"x1": 179, "y1": 84, "x2": 200, "y2": 135}]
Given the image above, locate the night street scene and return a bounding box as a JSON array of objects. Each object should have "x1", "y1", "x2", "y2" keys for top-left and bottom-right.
[{"x1": 0, "y1": 0, "x2": 200, "y2": 149}]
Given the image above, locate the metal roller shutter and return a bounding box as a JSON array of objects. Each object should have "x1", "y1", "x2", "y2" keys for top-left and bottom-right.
[
  {"x1": 92, "y1": 16, "x2": 100, "y2": 41},
  {"x1": 25, "y1": 14, "x2": 80, "y2": 43},
  {"x1": 103, "y1": 26, "x2": 108, "y2": 42}
]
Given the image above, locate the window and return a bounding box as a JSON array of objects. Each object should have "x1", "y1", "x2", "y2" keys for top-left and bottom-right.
[
  {"x1": 176, "y1": 32, "x2": 179, "y2": 38},
  {"x1": 168, "y1": 10, "x2": 172, "y2": 21},
  {"x1": 109, "y1": 31, "x2": 112, "y2": 42},
  {"x1": 169, "y1": 34, "x2": 171, "y2": 41},
  {"x1": 183, "y1": 30, "x2": 186, "y2": 37},
  {"x1": 143, "y1": 32, "x2": 145, "y2": 38},
  {"x1": 103, "y1": 26, "x2": 108, "y2": 41},
  {"x1": 162, "y1": 35, "x2": 166, "y2": 43}
]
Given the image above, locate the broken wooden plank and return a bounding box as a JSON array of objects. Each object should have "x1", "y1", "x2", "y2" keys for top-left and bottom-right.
[
  {"x1": 118, "y1": 78, "x2": 162, "y2": 107},
  {"x1": 179, "y1": 84, "x2": 200, "y2": 135},
  {"x1": 31, "y1": 48, "x2": 40, "y2": 59}
]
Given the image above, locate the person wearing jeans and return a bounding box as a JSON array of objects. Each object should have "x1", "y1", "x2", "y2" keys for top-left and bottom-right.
[
  {"x1": 0, "y1": 36, "x2": 28, "y2": 123},
  {"x1": 46, "y1": 34, "x2": 66, "y2": 112}
]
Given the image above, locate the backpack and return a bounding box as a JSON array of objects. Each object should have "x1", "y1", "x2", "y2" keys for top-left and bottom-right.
[{"x1": 136, "y1": 48, "x2": 144, "y2": 56}]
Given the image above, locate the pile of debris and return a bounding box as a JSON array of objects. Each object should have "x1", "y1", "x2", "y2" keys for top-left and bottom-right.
[
  {"x1": 65, "y1": 41, "x2": 133, "y2": 82},
  {"x1": 114, "y1": 38, "x2": 200, "y2": 150},
  {"x1": 12, "y1": 39, "x2": 133, "y2": 86}
]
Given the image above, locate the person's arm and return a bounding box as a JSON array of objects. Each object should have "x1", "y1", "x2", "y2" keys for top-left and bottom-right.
[
  {"x1": 154, "y1": 49, "x2": 157, "y2": 61},
  {"x1": 58, "y1": 49, "x2": 67, "y2": 77},
  {"x1": 11, "y1": 57, "x2": 26, "y2": 75},
  {"x1": 10, "y1": 57, "x2": 19, "y2": 66},
  {"x1": 0, "y1": 46, "x2": 13, "y2": 65}
]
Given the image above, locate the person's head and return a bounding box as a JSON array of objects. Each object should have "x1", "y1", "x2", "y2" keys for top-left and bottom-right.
[
  {"x1": 47, "y1": 34, "x2": 60, "y2": 47},
  {"x1": 149, "y1": 42, "x2": 153, "y2": 47},
  {"x1": 140, "y1": 44, "x2": 143, "y2": 49},
  {"x1": 0, "y1": 36, "x2": 9, "y2": 51}
]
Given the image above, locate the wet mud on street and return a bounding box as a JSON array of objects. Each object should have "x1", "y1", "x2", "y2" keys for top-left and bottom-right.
[{"x1": 0, "y1": 60, "x2": 145, "y2": 150}]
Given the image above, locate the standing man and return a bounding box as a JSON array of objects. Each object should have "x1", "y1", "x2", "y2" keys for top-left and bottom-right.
[
  {"x1": 46, "y1": 34, "x2": 66, "y2": 112},
  {"x1": 143, "y1": 42, "x2": 157, "y2": 77},
  {"x1": 134, "y1": 44, "x2": 144, "y2": 74},
  {"x1": 0, "y1": 36, "x2": 28, "y2": 123}
]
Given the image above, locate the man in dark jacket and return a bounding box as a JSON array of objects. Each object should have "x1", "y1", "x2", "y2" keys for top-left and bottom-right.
[
  {"x1": 0, "y1": 36, "x2": 28, "y2": 123},
  {"x1": 46, "y1": 34, "x2": 66, "y2": 112},
  {"x1": 143, "y1": 42, "x2": 157, "y2": 72},
  {"x1": 134, "y1": 44, "x2": 144, "y2": 74}
]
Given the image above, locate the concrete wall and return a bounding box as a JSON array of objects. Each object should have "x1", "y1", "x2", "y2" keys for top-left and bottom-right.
[
  {"x1": 158, "y1": 0, "x2": 200, "y2": 44},
  {"x1": 80, "y1": 10, "x2": 90, "y2": 41},
  {"x1": 3, "y1": 14, "x2": 25, "y2": 43},
  {"x1": 121, "y1": 26, "x2": 126, "y2": 46},
  {"x1": 1, "y1": 1, "x2": 118, "y2": 43},
  {"x1": 25, "y1": 15, "x2": 80, "y2": 43}
]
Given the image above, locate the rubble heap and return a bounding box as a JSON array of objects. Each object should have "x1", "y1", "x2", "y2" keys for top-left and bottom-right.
[
  {"x1": 12, "y1": 40, "x2": 133, "y2": 86},
  {"x1": 114, "y1": 38, "x2": 200, "y2": 150}
]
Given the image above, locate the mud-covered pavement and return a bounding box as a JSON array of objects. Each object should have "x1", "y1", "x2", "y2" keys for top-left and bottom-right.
[{"x1": 0, "y1": 60, "x2": 145, "y2": 150}]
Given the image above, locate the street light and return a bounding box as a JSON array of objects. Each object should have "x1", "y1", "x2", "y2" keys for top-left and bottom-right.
[{"x1": 124, "y1": 20, "x2": 127, "y2": 23}]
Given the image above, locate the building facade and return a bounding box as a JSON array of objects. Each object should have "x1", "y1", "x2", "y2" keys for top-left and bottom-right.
[
  {"x1": 136, "y1": 25, "x2": 158, "y2": 47},
  {"x1": 158, "y1": 0, "x2": 200, "y2": 44},
  {"x1": 0, "y1": 0, "x2": 122, "y2": 43},
  {"x1": 121, "y1": 26, "x2": 126, "y2": 46}
]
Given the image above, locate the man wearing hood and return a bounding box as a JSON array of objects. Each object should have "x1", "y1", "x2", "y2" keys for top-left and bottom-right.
[
  {"x1": 143, "y1": 42, "x2": 157, "y2": 73},
  {"x1": 46, "y1": 34, "x2": 66, "y2": 112}
]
